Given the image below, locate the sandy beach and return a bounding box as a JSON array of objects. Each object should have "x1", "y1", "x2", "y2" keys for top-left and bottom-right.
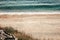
[{"x1": 0, "y1": 12, "x2": 60, "y2": 40}]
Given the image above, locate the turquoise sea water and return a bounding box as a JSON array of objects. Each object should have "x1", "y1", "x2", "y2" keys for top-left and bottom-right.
[{"x1": 0, "y1": 0, "x2": 60, "y2": 11}]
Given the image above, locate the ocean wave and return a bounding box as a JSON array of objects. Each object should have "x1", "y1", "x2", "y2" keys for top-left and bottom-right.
[{"x1": 0, "y1": 1, "x2": 60, "y2": 11}]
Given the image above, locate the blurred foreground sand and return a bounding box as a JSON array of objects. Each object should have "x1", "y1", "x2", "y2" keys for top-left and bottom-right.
[{"x1": 0, "y1": 14, "x2": 60, "y2": 40}]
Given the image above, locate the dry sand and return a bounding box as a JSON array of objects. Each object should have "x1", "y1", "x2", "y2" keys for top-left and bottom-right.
[{"x1": 0, "y1": 14, "x2": 60, "y2": 40}]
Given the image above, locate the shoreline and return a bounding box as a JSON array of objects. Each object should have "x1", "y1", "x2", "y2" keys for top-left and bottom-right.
[{"x1": 0, "y1": 11, "x2": 60, "y2": 15}]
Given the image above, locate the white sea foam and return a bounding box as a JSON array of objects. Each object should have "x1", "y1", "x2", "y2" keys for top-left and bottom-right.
[{"x1": 0, "y1": 11, "x2": 60, "y2": 15}]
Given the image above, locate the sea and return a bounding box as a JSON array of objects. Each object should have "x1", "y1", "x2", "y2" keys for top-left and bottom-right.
[{"x1": 0, "y1": 0, "x2": 60, "y2": 12}]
